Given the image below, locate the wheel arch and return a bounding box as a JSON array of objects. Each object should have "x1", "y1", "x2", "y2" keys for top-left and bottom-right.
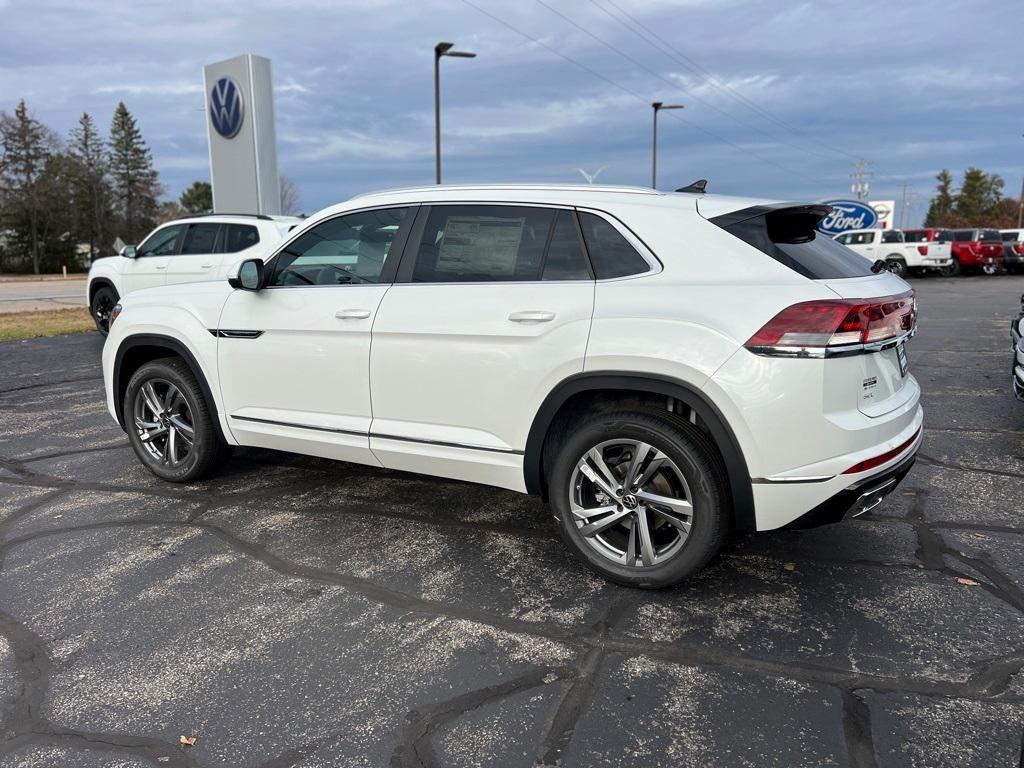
[
  {"x1": 113, "y1": 333, "x2": 226, "y2": 443},
  {"x1": 524, "y1": 372, "x2": 756, "y2": 531},
  {"x1": 88, "y1": 277, "x2": 118, "y2": 304}
]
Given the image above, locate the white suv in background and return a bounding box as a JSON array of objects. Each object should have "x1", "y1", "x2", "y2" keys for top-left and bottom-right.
[
  {"x1": 833, "y1": 228, "x2": 952, "y2": 277},
  {"x1": 87, "y1": 213, "x2": 302, "y2": 335},
  {"x1": 101, "y1": 185, "x2": 922, "y2": 587}
]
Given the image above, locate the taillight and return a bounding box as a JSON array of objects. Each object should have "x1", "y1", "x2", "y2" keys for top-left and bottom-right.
[
  {"x1": 917, "y1": 245, "x2": 928, "y2": 256},
  {"x1": 745, "y1": 291, "x2": 915, "y2": 354},
  {"x1": 1014, "y1": 244, "x2": 1024, "y2": 255}
]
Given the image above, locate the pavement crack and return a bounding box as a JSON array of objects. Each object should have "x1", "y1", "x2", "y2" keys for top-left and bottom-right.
[
  {"x1": 391, "y1": 666, "x2": 571, "y2": 768},
  {"x1": 916, "y1": 452, "x2": 1024, "y2": 481},
  {"x1": 841, "y1": 689, "x2": 878, "y2": 768}
]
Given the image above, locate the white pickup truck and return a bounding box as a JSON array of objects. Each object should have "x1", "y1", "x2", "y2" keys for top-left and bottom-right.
[{"x1": 832, "y1": 228, "x2": 953, "y2": 277}]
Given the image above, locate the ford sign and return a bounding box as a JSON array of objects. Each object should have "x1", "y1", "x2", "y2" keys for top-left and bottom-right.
[
  {"x1": 818, "y1": 200, "x2": 878, "y2": 235},
  {"x1": 209, "y1": 77, "x2": 244, "y2": 139}
]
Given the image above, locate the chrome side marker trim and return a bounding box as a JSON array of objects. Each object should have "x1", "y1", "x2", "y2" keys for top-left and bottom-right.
[{"x1": 209, "y1": 329, "x2": 264, "y2": 339}]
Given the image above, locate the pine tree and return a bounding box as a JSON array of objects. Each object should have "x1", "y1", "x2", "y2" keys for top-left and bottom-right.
[
  {"x1": 108, "y1": 102, "x2": 160, "y2": 243},
  {"x1": 954, "y1": 167, "x2": 1003, "y2": 224},
  {"x1": 0, "y1": 99, "x2": 59, "y2": 273},
  {"x1": 179, "y1": 181, "x2": 212, "y2": 213},
  {"x1": 67, "y1": 113, "x2": 112, "y2": 261},
  {"x1": 923, "y1": 169, "x2": 954, "y2": 227}
]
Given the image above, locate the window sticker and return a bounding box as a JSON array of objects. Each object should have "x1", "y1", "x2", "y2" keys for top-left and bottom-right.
[{"x1": 436, "y1": 216, "x2": 525, "y2": 276}]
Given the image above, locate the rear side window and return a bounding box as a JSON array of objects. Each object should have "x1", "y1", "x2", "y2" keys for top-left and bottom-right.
[
  {"x1": 712, "y1": 206, "x2": 873, "y2": 279},
  {"x1": 412, "y1": 205, "x2": 589, "y2": 283},
  {"x1": 180, "y1": 223, "x2": 224, "y2": 255},
  {"x1": 979, "y1": 229, "x2": 1001, "y2": 241},
  {"x1": 903, "y1": 230, "x2": 927, "y2": 242},
  {"x1": 225, "y1": 224, "x2": 260, "y2": 253},
  {"x1": 1002, "y1": 231, "x2": 1021, "y2": 242},
  {"x1": 577, "y1": 212, "x2": 650, "y2": 279},
  {"x1": 953, "y1": 230, "x2": 973, "y2": 241}
]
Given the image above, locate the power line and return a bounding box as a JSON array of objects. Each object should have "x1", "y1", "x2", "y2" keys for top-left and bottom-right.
[
  {"x1": 532, "y1": 0, "x2": 838, "y2": 164},
  {"x1": 850, "y1": 159, "x2": 873, "y2": 200},
  {"x1": 457, "y1": 0, "x2": 823, "y2": 186},
  {"x1": 590, "y1": 0, "x2": 863, "y2": 163}
]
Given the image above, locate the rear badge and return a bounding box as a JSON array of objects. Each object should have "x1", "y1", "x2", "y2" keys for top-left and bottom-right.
[{"x1": 862, "y1": 376, "x2": 878, "y2": 401}]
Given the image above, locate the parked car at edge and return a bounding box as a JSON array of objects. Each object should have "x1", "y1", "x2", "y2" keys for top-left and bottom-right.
[
  {"x1": 1000, "y1": 229, "x2": 1024, "y2": 274},
  {"x1": 86, "y1": 213, "x2": 302, "y2": 335},
  {"x1": 1011, "y1": 293, "x2": 1024, "y2": 401},
  {"x1": 948, "y1": 228, "x2": 1003, "y2": 275},
  {"x1": 101, "y1": 184, "x2": 922, "y2": 588},
  {"x1": 831, "y1": 228, "x2": 951, "y2": 277},
  {"x1": 902, "y1": 228, "x2": 955, "y2": 276}
]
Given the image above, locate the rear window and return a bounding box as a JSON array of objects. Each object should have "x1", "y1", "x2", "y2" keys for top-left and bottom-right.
[{"x1": 712, "y1": 206, "x2": 873, "y2": 279}]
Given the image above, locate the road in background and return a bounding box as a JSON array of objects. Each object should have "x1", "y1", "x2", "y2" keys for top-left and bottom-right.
[{"x1": 0, "y1": 276, "x2": 86, "y2": 313}]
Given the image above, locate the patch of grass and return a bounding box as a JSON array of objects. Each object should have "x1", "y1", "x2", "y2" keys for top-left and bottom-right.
[{"x1": 0, "y1": 308, "x2": 96, "y2": 341}]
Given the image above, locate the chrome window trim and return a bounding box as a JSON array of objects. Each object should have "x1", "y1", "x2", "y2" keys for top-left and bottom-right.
[{"x1": 745, "y1": 329, "x2": 916, "y2": 359}]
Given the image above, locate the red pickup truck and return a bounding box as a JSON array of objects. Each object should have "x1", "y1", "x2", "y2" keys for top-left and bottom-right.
[{"x1": 949, "y1": 229, "x2": 1004, "y2": 275}]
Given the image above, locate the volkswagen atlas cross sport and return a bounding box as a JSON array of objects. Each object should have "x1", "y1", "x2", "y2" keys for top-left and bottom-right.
[{"x1": 101, "y1": 184, "x2": 922, "y2": 588}]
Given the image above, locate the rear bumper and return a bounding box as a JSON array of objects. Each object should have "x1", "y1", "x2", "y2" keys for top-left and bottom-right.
[
  {"x1": 782, "y1": 441, "x2": 918, "y2": 528},
  {"x1": 956, "y1": 252, "x2": 1003, "y2": 267}
]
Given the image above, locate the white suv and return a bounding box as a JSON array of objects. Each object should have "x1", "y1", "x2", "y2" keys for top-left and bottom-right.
[
  {"x1": 86, "y1": 213, "x2": 302, "y2": 335},
  {"x1": 101, "y1": 185, "x2": 922, "y2": 587}
]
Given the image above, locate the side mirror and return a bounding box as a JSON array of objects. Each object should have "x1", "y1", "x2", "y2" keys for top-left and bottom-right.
[
  {"x1": 121, "y1": 245, "x2": 137, "y2": 259},
  {"x1": 229, "y1": 258, "x2": 265, "y2": 291}
]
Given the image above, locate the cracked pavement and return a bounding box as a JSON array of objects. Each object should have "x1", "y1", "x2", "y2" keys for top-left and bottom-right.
[{"x1": 1, "y1": 276, "x2": 1023, "y2": 767}]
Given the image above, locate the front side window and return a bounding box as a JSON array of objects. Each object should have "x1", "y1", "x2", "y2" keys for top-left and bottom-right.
[
  {"x1": 137, "y1": 225, "x2": 184, "y2": 257},
  {"x1": 849, "y1": 231, "x2": 875, "y2": 245},
  {"x1": 270, "y1": 207, "x2": 409, "y2": 286},
  {"x1": 577, "y1": 212, "x2": 650, "y2": 279},
  {"x1": 180, "y1": 223, "x2": 224, "y2": 255},
  {"x1": 225, "y1": 224, "x2": 260, "y2": 253}
]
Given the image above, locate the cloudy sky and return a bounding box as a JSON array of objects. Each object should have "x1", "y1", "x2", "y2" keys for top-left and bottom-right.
[{"x1": 1, "y1": 0, "x2": 1020, "y2": 223}]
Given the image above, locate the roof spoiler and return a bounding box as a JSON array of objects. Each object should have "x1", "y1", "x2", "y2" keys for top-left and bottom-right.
[{"x1": 676, "y1": 179, "x2": 708, "y2": 194}]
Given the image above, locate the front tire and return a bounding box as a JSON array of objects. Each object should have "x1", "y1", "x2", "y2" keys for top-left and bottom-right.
[
  {"x1": 549, "y1": 409, "x2": 730, "y2": 588},
  {"x1": 124, "y1": 358, "x2": 232, "y2": 482},
  {"x1": 90, "y1": 285, "x2": 118, "y2": 336}
]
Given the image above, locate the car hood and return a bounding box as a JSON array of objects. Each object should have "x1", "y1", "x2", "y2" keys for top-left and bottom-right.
[{"x1": 120, "y1": 279, "x2": 235, "y2": 308}]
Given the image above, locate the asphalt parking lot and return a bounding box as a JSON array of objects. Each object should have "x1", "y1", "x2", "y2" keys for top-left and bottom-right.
[{"x1": 1, "y1": 276, "x2": 1023, "y2": 768}]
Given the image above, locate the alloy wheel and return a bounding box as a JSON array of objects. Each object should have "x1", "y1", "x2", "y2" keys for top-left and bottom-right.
[
  {"x1": 133, "y1": 378, "x2": 195, "y2": 467},
  {"x1": 569, "y1": 439, "x2": 693, "y2": 568}
]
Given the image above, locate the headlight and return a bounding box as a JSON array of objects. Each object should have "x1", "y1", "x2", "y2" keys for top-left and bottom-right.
[{"x1": 110, "y1": 303, "x2": 123, "y2": 326}]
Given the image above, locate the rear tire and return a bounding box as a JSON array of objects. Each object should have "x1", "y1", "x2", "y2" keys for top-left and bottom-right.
[
  {"x1": 939, "y1": 259, "x2": 960, "y2": 277},
  {"x1": 90, "y1": 285, "x2": 118, "y2": 336},
  {"x1": 124, "y1": 357, "x2": 233, "y2": 482},
  {"x1": 548, "y1": 409, "x2": 730, "y2": 588}
]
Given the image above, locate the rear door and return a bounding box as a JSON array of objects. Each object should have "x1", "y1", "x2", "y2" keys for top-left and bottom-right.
[
  {"x1": 368, "y1": 204, "x2": 595, "y2": 490},
  {"x1": 165, "y1": 222, "x2": 224, "y2": 285},
  {"x1": 122, "y1": 224, "x2": 184, "y2": 294}
]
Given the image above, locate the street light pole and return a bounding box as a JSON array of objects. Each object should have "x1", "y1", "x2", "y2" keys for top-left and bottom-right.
[
  {"x1": 434, "y1": 42, "x2": 476, "y2": 185},
  {"x1": 651, "y1": 101, "x2": 683, "y2": 189}
]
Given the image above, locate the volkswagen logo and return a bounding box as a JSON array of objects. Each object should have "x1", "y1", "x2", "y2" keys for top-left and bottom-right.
[
  {"x1": 622, "y1": 494, "x2": 639, "y2": 510},
  {"x1": 209, "y1": 77, "x2": 244, "y2": 139}
]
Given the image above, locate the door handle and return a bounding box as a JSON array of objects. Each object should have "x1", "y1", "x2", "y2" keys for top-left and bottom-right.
[
  {"x1": 155, "y1": 265, "x2": 167, "y2": 270},
  {"x1": 201, "y1": 264, "x2": 214, "y2": 268},
  {"x1": 508, "y1": 310, "x2": 555, "y2": 323},
  {"x1": 335, "y1": 309, "x2": 371, "y2": 320}
]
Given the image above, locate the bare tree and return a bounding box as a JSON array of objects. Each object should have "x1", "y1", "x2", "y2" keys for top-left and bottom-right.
[{"x1": 279, "y1": 174, "x2": 302, "y2": 216}]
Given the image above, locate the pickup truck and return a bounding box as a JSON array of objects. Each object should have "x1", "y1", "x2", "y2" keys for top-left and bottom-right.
[{"x1": 832, "y1": 228, "x2": 953, "y2": 277}]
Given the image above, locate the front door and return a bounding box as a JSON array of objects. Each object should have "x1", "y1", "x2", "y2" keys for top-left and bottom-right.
[
  {"x1": 217, "y1": 206, "x2": 413, "y2": 465},
  {"x1": 369, "y1": 204, "x2": 596, "y2": 491},
  {"x1": 122, "y1": 223, "x2": 184, "y2": 294}
]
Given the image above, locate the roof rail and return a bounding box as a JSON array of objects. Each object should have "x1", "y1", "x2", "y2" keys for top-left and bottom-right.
[{"x1": 185, "y1": 212, "x2": 275, "y2": 221}]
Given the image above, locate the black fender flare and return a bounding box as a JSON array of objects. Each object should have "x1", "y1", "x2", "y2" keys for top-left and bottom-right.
[
  {"x1": 523, "y1": 372, "x2": 756, "y2": 531},
  {"x1": 112, "y1": 333, "x2": 227, "y2": 443},
  {"x1": 88, "y1": 277, "x2": 117, "y2": 303}
]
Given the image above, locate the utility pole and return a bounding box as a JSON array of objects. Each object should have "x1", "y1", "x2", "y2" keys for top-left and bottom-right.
[
  {"x1": 899, "y1": 184, "x2": 916, "y2": 228},
  {"x1": 1018, "y1": 175, "x2": 1023, "y2": 229},
  {"x1": 850, "y1": 159, "x2": 873, "y2": 201}
]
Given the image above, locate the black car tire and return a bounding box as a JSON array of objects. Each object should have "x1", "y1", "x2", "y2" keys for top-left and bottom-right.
[
  {"x1": 124, "y1": 357, "x2": 233, "y2": 482},
  {"x1": 90, "y1": 285, "x2": 118, "y2": 336},
  {"x1": 549, "y1": 408, "x2": 730, "y2": 589},
  {"x1": 885, "y1": 258, "x2": 907, "y2": 278}
]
